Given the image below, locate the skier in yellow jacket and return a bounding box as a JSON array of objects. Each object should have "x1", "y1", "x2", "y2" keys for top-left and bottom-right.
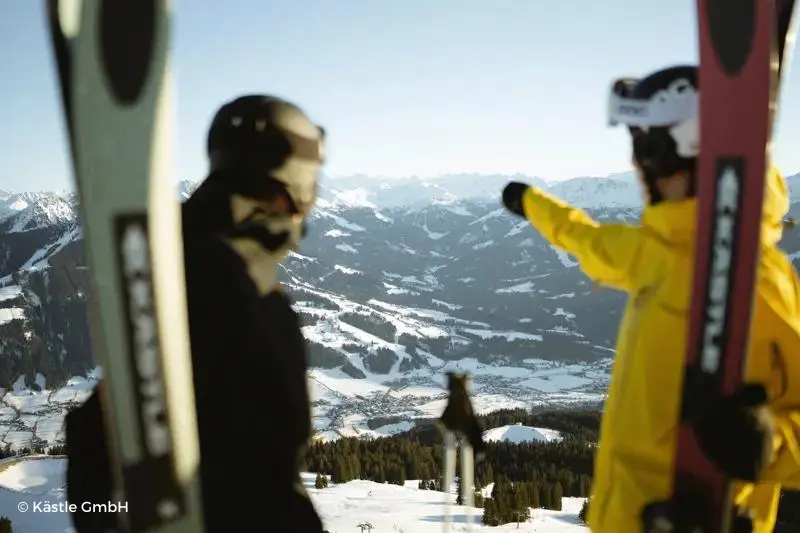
[{"x1": 501, "y1": 64, "x2": 800, "y2": 533}]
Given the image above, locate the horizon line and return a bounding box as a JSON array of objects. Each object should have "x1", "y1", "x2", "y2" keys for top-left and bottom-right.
[{"x1": 5, "y1": 167, "x2": 800, "y2": 195}]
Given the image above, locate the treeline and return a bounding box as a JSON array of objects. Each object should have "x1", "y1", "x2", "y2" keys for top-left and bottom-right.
[
  {"x1": 0, "y1": 443, "x2": 66, "y2": 459},
  {"x1": 303, "y1": 409, "x2": 597, "y2": 526},
  {"x1": 305, "y1": 407, "x2": 800, "y2": 528}
]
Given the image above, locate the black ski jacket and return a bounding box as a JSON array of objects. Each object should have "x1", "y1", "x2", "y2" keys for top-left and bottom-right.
[{"x1": 65, "y1": 205, "x2": 322, "y2": 532}]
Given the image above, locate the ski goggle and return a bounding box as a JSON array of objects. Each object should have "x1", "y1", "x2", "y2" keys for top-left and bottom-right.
[
  {"x1": 607, "y1": 77, "x2": 698, "y2": 129},
  {"x1": 216, "y1": 124, "x2": 324, "y2": 214}
]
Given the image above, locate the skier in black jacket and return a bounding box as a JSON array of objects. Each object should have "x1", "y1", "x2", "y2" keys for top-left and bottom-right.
[{"x1": 64, "y1": 94, "x2": 327, "y2": 533}]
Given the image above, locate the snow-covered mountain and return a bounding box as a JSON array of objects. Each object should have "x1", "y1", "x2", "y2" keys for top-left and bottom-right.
[
  {"x1": 0, "y1": 191, "x2": 76, "y2": 234},
  {"x1": 2, "y1": 169, "x2": 800, "y2": 439},
  {"x1": 319, "y1": 172, "x2": 636, "y2": 210}
]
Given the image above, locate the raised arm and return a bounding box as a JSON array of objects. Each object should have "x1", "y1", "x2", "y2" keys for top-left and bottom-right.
[{"x1": 504, "y1": 182, "x2": 643, "y2": 293}]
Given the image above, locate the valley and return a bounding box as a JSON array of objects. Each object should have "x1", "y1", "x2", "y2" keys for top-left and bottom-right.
[{"x1": 1, "y1": 170, "x2": 799, "y2": 444}]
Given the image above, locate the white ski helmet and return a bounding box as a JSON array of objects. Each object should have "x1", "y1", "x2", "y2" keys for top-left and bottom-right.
[{"x1": 607, "y1": 65, "x2": 699, "y2": 203}]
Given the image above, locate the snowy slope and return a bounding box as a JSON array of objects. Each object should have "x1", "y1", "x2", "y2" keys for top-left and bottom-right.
[
  {"x1": 0, "y1": 285, "x2": 24, "y2": 326},
  {"x1": 0, "y1": 457, "x2": 69, "y2": 533},
  {"x1": 484, "y1": 423, "x2": 563, "y2": 444},
  {"x1": 0, "y1": 456, "x2": 588, "y2": 533},
  {"x1": 309, "y1": 474, "x2": 588, "y2": 532}
]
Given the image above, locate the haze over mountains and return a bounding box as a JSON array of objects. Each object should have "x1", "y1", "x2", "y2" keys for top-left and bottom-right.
[{"x1": 1, "y1": 169, "x2": 800, "y2": 442}]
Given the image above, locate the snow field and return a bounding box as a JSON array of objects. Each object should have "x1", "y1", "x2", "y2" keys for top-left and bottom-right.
[
  {"x1": 0, "y1": 457, "x2": 69, "y2": 533},
  {"x1": 0, "y1": 457, "x2": 65, "y2": 494},
  {"x1": 306, "y1": 472, "x2": 588, "y2": 533},
  {"x1": 483, "y1": 423, "x2": 563, "y2": 444},
  {"x1": 0, "y1": 457, "x2": 587, "y2": 533}
]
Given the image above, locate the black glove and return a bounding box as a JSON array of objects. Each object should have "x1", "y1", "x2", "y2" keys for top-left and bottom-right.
[
  {"x1": 439, "y1": 373, "x2": 486, "y2": 459},
  {"x1": 642, "y1": 500, "x2": 754, "y2": 533},
  {"x1": 693, "y1": 383, "x2": 774, "y2": 482},
  {"x1": 502, "y1": 182, "x2": 531, "y2": 218}
]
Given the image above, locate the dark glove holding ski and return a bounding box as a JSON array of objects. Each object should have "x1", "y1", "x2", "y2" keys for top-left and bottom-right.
[
  {"x1": 692, "y1": 383, "x2": 775, "y2": 482},
  {"x1": 501, "y1": 182, "x2": 531, "y2": 218}
]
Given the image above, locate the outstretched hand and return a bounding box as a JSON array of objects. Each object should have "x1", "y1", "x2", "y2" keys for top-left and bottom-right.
[{"x1": 501, "y1": 182, "x2": 530, "y2": 218}]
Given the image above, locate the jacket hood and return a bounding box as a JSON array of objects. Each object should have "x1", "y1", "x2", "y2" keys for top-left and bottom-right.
[{"x1": 641, "y1": 164, "x2": 788, "y2": 246}]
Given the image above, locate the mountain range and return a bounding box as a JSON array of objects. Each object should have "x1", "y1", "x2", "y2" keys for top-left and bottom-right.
[{"x1": 2, "y1": 170, "x2": 800, "y2": 438}]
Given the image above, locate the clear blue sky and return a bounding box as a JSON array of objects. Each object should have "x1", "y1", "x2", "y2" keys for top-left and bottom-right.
[{"x1": 2, "y1": 0, "x2": 800, "y2": 192}]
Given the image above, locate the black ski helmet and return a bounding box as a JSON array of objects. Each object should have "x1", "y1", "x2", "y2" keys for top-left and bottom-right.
[
  {"x1": 206, "y1": 94, "x2": 325, "y2": 214},
  {"x1": 607, "y1": 65, "x2": 699, "y2": 204}
]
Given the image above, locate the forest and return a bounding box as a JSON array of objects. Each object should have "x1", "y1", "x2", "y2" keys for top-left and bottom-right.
[{"x1": 303, "y1": 407, "x2": 800, "y2": 529}]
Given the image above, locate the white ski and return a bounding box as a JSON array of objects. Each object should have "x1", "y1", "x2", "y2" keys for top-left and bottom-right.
[{"x1": 46, "y1": 1, "x2": 204, "y2": 531}]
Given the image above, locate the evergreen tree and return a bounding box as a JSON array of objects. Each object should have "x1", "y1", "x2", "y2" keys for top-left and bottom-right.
[
  {"x1": 579, "y1": 498, "x2": 590, "y2": 523},
  {"x1": 579, "y1": 474, "x2": 591, "y2": 497},
  {"x1": 407, "y1": 455, "x2": 422, "y2": 479},
  {"x1": 483, "y1": 499, "x2": 498, "y2": 526},
  {"x1": 528, "y1": 482, "x2": 540, "y2": 509},
  {"x1": 473, "y1": 490, "x2": 484, "y2": 508},
  {"x1": 332, "y1": 457, "x2": 351, "y2": 483},
  {"x1": 0, "y1": 516, "x2": 12, "y2": 533},
  {"x1": 484, "y1": 463, "x2": 494, "y2": 485},
  {"x1": 563, "y1": 471, "x2": 575, "y2": 496},
  {"x1": 551, "y1": 482, "x2": 564, "y2": 511},
  {"x1": 515, "y1": 482, "x2": 529, "y2": 512},
  {"x1": 490, "y1": 480, "x2": 504, "y2": 517},
  {"x1": 396, "y1": 463, "x2": 406, "y2": 486},
  {"x1": 539, "y1": 484, "x2": 552, "y2": 509},
  {"x1": 348, "y1": 453, "x2": 361, "y2": 479},
  {"x1": 419, "y1": 462, "x2": 431, "y2": 481},
  {"x1": 385, "y1": 462, "x2": 405, "y2": 486}
]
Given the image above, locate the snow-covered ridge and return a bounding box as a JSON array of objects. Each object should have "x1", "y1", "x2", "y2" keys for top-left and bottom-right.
[
  {"x1": 187, "y1": 169, "x2": 800, "y2": 210},
  {"x1": 0, "y1": 181, "x2": 196, "y2": 234},
  {"x1": 0, "y1": 191, "x2": 75, "y2": 233},
  {"x1": 11, "y1": 169, "x2": 800, "y2": 219},
  {"x1": 314, "y1": 169, "x2": 800, "y2": 210},
  {"x1": 317, "y1": 172, "x2": 639, "y2": 210}
]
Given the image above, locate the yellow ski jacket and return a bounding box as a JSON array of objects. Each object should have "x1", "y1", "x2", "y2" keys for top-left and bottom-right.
[{"x1": 520, "y1": 166, "x2": 800, "y2": 533}]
